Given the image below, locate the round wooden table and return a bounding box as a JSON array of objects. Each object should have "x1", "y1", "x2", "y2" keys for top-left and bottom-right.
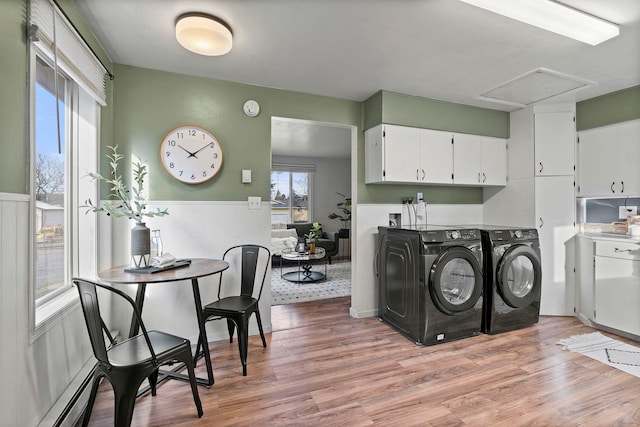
[{"x1": 98, "y1": 258, "x2": 229, "y2": 387}]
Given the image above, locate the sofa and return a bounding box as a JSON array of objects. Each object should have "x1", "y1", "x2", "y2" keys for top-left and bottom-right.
[{"x1": 271, "y1": 223, "x2": 339, "y2": 265}]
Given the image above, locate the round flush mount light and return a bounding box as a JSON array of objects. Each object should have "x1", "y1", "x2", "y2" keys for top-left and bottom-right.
[{"x1": 175, "y1": 13, "x2": 233, "y2": 56}]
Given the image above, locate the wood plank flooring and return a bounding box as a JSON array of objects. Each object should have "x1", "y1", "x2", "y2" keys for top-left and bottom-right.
[{"x1": 86, "y1": 297, "x2": 640, "y2": 426}]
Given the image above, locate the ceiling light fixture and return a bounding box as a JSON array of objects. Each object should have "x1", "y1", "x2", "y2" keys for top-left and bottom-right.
[
  {"x1": 459, "y1": 0, "x2": 619, "y2": 46},
  {"x1": 175, "y1": 13, "x2": 233, "y2": 56}
]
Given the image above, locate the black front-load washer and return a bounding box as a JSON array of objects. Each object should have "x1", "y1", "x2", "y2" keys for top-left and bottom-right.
[
  {"x1": 480, "y1": 227, "x2": 542, "y2": 334},
  {"x1": 377, "y1": 225, "x2": 483, "y2": 345}
]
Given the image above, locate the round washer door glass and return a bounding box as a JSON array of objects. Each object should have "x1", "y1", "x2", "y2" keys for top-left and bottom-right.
[
  {"x1": 429, "y1": 247, "x2": 482, "y2": 315},
  {"x1": 496, "y1": 245, "x2": 541, "y2": 308}
]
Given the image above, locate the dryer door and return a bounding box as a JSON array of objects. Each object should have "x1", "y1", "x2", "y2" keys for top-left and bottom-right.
[
  {"x1": 496, "y1": 244, "x2": 542, "y2": 308},
  {"x1": 429, "y1": 246, "x2": 482, "y2": 315}
]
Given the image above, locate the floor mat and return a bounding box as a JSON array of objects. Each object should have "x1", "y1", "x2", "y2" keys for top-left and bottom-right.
[
  {"x1": 558, "y1": 331, "x2": 640, "y2": 378},
  {"x1": 271, "y1": 260, "x2": 351, "y2": 305}
]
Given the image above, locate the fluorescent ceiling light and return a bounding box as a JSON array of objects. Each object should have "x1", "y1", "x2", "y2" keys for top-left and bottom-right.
[
  {"x1": 176, "y1": 13, "x2": 233, "y2": 56},
  {"x1": 459, "y1": 0, "x2": 619, "y2": 45}
]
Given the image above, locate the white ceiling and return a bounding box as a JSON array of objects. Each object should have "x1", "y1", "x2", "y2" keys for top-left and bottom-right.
[{"x1": 75, "y1": 0, "x2": 640, "y2": 159}]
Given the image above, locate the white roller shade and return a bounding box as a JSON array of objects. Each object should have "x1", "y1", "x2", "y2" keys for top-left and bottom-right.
[{"x1": 30, "y1": 0, "x2": 108, "y2": 106}]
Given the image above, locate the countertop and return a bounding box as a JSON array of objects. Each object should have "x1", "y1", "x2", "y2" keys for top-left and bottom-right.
[{"x1": 579, "y1": 232, "x2": 640, "y2": 243}]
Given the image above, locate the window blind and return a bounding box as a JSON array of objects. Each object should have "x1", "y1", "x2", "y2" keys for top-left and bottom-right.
[
  {"x1": 30, "y1": 0, "x2": 108, "y2": 106},
  {"x1": 272, "y1": 163, "x2": 316, "y2": 173}
]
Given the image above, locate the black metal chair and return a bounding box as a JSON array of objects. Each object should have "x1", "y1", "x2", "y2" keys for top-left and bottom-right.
[
  {"x1": 73, "y1": 278, "x2": 203, "y2": 426},
  {"x1": 196, "y1": 244, "x2": 270, "y2": 376}
]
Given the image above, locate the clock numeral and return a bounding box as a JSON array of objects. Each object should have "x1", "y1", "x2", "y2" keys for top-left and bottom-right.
[
  {"x1": 209, "y1": 143, "x2": 215, "y2": 149},
  {"x1": 169, "y1": 162, "x2": 175, "y2": 169},
  {"x1": 191, "y1": 174, "x2": 196, "y2": 180},
  {"x1": 176, "y1": 132, "x2": 183, "y2": 139},
  {"x1": 189, "y1": 129, "x2": 196, "y2": 136},
  {"x1": 210, "y1": 164, "x2": 215, "y2": 169},
  {"x1": 168, "y1": 139, "x2": 176, "y2": 146},
  {"x1": 202, "y1": 171, "x2": 207, "y2": 177},
  {"x1": 165, "y1": 151, "x2": 170, "y2": 157},
  {"x1": 213, "y1": 153, "x2": 218, "y2": 159},
  {"x1": 179, "y1": 171, "x2": 184, "y2": 176}
]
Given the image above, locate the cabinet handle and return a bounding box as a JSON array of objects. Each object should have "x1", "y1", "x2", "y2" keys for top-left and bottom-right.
[
  {"x1": 611, "y1": 181, "x2": 616, "y2": 193},
  {"x1": 477, "y1": 172, "x2": 481, "y2": 183},
  {"x1": 614, "y1": 248, "x2": 632, "y2": 253},
  {"x1": 539, "y1": 217, "x2": 544, "y2": 228},
  {"x1": 482, "y1": 173, "x2": 486, "y2": 183},
  {"x1": 621, "y1": 181, "x2": 625, "y2": 193},
  {"x1": 416, "y1": 169, "x2": 419, "y2": 180},
  {"x1": 539, "y1": 162, "x2": 543, "y2": 173},
  {"x1": 422, "y1": 169, "x2": 425, "y2": 181}
]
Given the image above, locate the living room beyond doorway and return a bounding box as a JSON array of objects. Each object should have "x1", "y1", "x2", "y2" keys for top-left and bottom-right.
[{"x1": 270, "y1": 117, "x2": 353, "y2": 305}]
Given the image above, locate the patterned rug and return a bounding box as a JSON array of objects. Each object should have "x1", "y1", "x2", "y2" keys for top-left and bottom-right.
[
  {"x1": 558, "y1": 332, "x2": 640, "y2": 378},
  {"x1": 271, "y1": 260, "x2": 351, "y2": 305}
]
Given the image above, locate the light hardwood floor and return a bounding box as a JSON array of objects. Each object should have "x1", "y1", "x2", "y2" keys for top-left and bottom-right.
[{"x1": 86, "y1": 297, "x2": 640, "y2": 426}]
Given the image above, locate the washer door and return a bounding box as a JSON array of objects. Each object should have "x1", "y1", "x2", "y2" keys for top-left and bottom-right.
[
  {"x1": 429, "y1": 247, "x2": 482, "y2": 315},
  {"x1": 496, "y1": 244, "x2": 542, "y2": 308}
]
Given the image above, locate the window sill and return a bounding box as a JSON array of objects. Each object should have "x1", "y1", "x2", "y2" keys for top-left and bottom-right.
[{"x1": 33, "y1": 288, "x2": 80, "y2": 340}]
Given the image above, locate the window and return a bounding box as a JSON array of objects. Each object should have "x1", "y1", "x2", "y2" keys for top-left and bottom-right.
[
  {"x1": 271, "y1": 165, "x2": 315, "y2": 224},
  {"x1": 29, "y1": 0, "x2": 105, "y2": 329},
  {"x1": 34, "y1": 56, "x2": 69, "y2": 302}
]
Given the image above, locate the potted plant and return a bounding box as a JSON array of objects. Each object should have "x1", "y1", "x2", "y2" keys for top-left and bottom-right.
[
  {"x1": 305, "y1": 222, "x2": 322, "y2": 254},
  {"x1": 84, "y1": 145, "x2": 169, "y2": 266},
  {"x1": 328, "y1": 192, "x2": 351, "y2": 238}
]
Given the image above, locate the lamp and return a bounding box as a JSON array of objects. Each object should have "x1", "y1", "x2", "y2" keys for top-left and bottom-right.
[
  {"x1": 459, "y1": 0, "x2": 619, "y2": 46},
  {"x1": 175, "y1": 13, "x2": 233, "y2": 56}
]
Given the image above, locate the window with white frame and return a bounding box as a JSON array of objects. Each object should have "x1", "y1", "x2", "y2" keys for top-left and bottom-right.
[
  {"x1": 271, "y1": 164, "x2": 315, "y2": 224},
  {"x1": 30, "y1": 0, "x2": 105, "y2": 328}
]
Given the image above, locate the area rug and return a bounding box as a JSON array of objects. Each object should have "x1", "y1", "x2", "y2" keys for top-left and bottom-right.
[
  {"x1": 271, "y1": 260, "x2": 351, "y2": 305},
  {"x1": 557, "y1": 332, "x2": 640, "y2": 378}
]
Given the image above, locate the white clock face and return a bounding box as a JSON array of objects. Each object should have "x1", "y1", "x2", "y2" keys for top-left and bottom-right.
[{"x1": 160, "y1": 125, "x2": 224, "y2": 184}]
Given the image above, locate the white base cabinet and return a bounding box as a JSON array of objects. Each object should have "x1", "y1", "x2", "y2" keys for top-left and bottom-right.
[{"x1": 593, "y1": 239, "x2": 640, "y2": 336}]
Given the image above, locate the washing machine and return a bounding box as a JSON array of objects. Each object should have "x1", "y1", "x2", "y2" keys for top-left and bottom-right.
[
  {"x1": 377, "y1": 225, "x2": 483, "y2": 345},
  {"x1": 480, "y1": 227, "x2": 542, "y2": 334}
]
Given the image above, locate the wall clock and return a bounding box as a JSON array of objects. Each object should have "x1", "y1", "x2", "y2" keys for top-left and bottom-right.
[
  {"x1": 160, "y1": 125, "x2": 224, "y2": 184},
  {"x1": 243, "y1": 99, "x2": 260, "y2": 117}
]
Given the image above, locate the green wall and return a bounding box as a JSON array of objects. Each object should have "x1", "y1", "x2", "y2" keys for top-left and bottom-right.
[
  {"x1": 0, "y1": 1, "x2": 28, "y2": 193},
  {"x1": 576, "y1": 85, "x2": 640, "y2": 131},
  {"x1": 112, "y1": 65, "x2": 361, "y2": 202},
  {"x1": 359, "y1": 91, "x2": 510, "y2": 204}
]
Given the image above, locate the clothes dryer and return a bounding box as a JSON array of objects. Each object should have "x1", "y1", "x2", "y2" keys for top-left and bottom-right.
[
  {"x1": 480, "y1": 227, "x2": 542, "y2": 334},
  {"x1": 377, "y1": 225, "x2": 483, "y2": 345}
]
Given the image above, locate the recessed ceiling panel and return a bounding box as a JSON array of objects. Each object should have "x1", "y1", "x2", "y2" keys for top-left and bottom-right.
[{"x1": 476, "y1": 68, "x2": 596, "y2": 108}]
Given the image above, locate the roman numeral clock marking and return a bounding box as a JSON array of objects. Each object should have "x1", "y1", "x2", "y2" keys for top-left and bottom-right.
[{"x1": 160, "y1": 125, "x2": 224, "y2": 184}]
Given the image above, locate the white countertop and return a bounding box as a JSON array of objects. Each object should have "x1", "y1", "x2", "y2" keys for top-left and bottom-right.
[{"x1": 579, "y1": 232, "x2": 640, "y2": 243}]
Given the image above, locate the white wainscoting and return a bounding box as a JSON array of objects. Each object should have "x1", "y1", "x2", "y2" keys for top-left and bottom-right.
[
  {"x1": 102, "y1": 200, "x2": 272, "y2": 344},
  {"x1": 350, "y1": 203, "x2": 483, "y2": 319}
]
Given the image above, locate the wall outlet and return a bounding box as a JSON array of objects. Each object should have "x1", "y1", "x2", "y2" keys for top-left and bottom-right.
[
  {"x1": 248, "y1": 196, "x2": 261, "y2": 210},
  {"x1": 619, "y1": 206, "x2": 638, "y2": 219}
]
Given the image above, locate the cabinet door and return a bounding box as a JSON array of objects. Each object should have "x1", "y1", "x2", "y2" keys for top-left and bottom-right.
[
  {"x1": 453, "y1": 133, "x2": 482, "y2": 185},
  {"x1": 594, "y1": 256, "x2": 640, "y2": 336},
  {"x1": 535, "y1": 176, "x2": 575, "y2": 316},
  {"x1": 383, "y1": 125, "x2": 421, "y2": 183},
  {"x1": 420, "y1": 128, "x2": 453, "y2": 184},
  {"x1": 617, "y1": 120, "x2": 640, "y2": 195},
  {"x1": 534, "y1": 112, "x2": 575, "y2": 176},
  {"x1": 577, "y1": 126, "x2": 617, "y2": 196},
  {"x1": 481, "y1": 137, "x2": 507, "y2": 186}
]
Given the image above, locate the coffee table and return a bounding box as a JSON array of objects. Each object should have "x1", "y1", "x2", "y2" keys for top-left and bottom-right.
[{"x1": 280, "y1": 247, "x2": 327, "y2": 282}]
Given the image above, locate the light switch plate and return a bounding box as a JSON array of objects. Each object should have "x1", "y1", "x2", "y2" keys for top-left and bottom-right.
[
  {"x1": 248, "y1": 196, "x2": 261, "y2": 210},
  {"x1": 242, "y1": 169, "x2": 252, "y2": 183},
  {"x1": 619, "y1": 206, "x2": 637, "y2": 219}
]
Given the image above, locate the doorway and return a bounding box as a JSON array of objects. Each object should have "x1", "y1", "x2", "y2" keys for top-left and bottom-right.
[{"x1": 270, "y1": 117, "x2": 355, "y2": 306}]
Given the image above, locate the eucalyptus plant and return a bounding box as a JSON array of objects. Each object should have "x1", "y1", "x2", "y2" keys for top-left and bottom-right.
[{"x1": 83, "y1": 145, "x2": 168, "y2": 222}]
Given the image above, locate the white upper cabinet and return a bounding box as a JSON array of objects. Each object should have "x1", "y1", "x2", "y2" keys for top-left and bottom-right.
[
  {"x1": 453, "y1": 133, "x2": 506, "y2": 186},
  {"x1": 534, "y1": 111, "x2": 575, "y2": 176},
  {"x1": 366, "y1": 124, "x2": 506, "y2": 186},
  {"x1": 419, "y1": 128, "x2": 454, "y2": 184},
  {"x1": 577, "y1": 120, "x2": 640, "y2": 197}
]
